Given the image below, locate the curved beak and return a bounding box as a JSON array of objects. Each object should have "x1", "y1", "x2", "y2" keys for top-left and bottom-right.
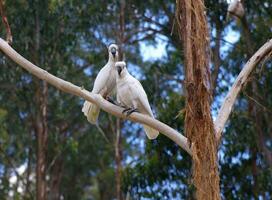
[
  {"x1": 111, "y1": 47, "x2": 117, "y2": 58},
  {"x1": 117, "y1": 66, "x2": 122, "y2": 75}
]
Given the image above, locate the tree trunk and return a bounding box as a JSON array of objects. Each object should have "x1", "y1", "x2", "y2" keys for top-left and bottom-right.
[
  {"x1": 34, "y1": 7, "x2": 48, "y2": 200},
  {"x1": 24, "y1": 147, "x2": 33, "y2": 199},
  {"x1": 35, "y1": 81, "x2": 48, "y2": 200},
  {"x1": 115, "y1": 119, "x2": 123, "y2": 200},
  {"x1": 211, "y1": 20, "x2": 222, "y2": 96},
  {"x1": 49, "y1": 157, "x2": 63, "y2": 200},
  {"x1": 176, "y1": 1, "x2": 221, "y2": 199},
  {"x1": 114, "y1": 1, "x2": 126, "y2": 199},
  {"x1": 251, "y1": 147, "x2": 259, "y2": 198}
]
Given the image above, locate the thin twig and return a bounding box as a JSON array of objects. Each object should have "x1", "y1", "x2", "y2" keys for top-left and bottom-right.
[
  {"x1": 96, "y1": 123, "x2": 110, "y2": 143},
  {"x1": 244, "y1": 92, "x2": 272, "y2": 114}
]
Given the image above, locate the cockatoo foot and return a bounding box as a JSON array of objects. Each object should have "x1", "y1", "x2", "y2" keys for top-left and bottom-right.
[
  {"x1": 122, "y1": 108, "x2": 139, "y2": 116},
  {"x1": 122, "y1": 107, "x2": 131, "y2": 114},
  {"x1": 106, "y1": 96, "x2": 117, "y2": 105}
]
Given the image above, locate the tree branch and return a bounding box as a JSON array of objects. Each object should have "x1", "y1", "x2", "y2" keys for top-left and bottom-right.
[
  {"x1": 215, "y1": 39, "x2": 272, "y2": 142},
  {"x1": 0, "y1": 38, "x2": 192, "y2": 156}
]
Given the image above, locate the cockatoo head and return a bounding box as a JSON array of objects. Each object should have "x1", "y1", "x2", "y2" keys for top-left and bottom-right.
[
  {"x1": 227, "y1": 0, "x2": 244, "y2": 18},
  {"x1": 115, "y1": 61, "x2": 127, "y2": 78},
  {"x1": 108, "y1": 44, "x2": 119, "y2": 61}
]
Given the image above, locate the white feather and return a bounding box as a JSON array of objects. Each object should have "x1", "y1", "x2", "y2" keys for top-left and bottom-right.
[
  {"x1": 116, "y1": 61, "x2": 159, "y2": 140},
  {"x1": 227, "y1": 0, "x2": 244, "y2": 18},
  {"x1": 82, "y1": 44, "x2": 119, "y2": 124}
]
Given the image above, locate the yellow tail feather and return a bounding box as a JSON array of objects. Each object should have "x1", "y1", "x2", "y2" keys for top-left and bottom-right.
[
  {"x1": 143, "y1": 125, "x2": 159, "y2": 140},
  {"x1": 82, "y1": 101, "x2": 100, "y2": 124}
]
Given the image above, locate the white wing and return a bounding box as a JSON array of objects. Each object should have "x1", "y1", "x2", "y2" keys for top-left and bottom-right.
[
  {"x1": 82, "y1": 61, "x2": 115, "y2": 124},
  {"x1": 128, "y1": 76, "x2": 159, "y2": 139},
  {"x1": 129, "y1": 76, "x2": 153, "y2": 117},
  {"x1": 92, "y1": 63, "x2": 110, "y2": 95}
]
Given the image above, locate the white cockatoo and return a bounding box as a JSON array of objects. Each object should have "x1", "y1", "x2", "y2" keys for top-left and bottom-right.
[
  {"x1": 82, "y1": 44, "x2": 119, "y2": 124},
  {"x1": 115, "y1": 61, "x2": 159, "y2": 140},
  {"x1": 227, "y1": 0, "x2": 244, "y2": 18}
]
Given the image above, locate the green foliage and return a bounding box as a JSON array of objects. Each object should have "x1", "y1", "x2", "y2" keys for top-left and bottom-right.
[{"x1": 0, "y1": 0, "x2": 271, "y2": 199}]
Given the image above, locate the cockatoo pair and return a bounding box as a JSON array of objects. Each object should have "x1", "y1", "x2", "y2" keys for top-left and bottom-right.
[{"x1": 82, "y1": 44, "x2": 159, "y2": 140}]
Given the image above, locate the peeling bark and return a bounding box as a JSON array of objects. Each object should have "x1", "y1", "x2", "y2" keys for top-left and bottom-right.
[{"x1": 176, "y1": 1, "x2": 221, "y2": 199}]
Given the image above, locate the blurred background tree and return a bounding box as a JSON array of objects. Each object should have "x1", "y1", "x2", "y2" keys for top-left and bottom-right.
[{"x1": 0, "y1": 0, "x2": 271, "y2": 199}]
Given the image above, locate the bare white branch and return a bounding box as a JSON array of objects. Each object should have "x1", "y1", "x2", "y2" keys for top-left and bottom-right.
[
  {"x1": 215, "y1": 39, "x2": 272, "y2": 141},
  {"x1": 0, "y1": 38, "x2": 192, "y2": 155}
]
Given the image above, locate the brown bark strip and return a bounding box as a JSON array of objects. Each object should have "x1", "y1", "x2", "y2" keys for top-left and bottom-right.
[
  {"x1": 0, "y1": 0, "x2": 12, "y2": 44},
  {"x1": 176, "y1": 1, "x2": 221, "y2": 199}
]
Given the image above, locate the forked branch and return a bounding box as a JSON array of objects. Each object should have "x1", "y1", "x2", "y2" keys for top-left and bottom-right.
[
  {"x1": 215, "y1": 39, "x2": 272, "y2": 142},
  {"x1": 0, "y1": 38, "x2": 192, "y2": 156}
]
